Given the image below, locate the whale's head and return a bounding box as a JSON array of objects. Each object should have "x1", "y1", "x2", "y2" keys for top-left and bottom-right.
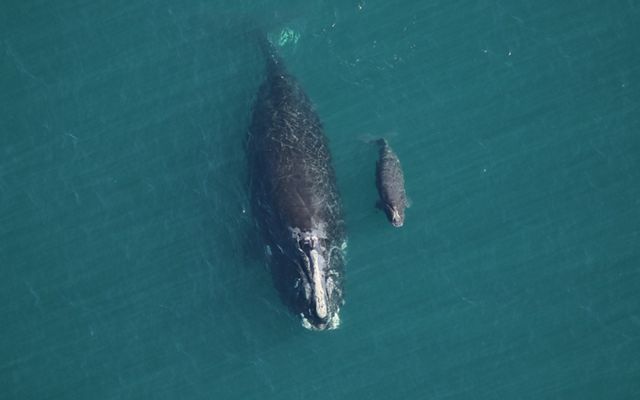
[
  {"x1": 294, "y1": 233, "x2": 343, "y2": 331},
  {"x1": 385, "y1": 203, "x2": 405, "y2": 228}
]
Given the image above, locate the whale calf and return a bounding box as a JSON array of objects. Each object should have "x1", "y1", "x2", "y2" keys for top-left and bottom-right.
[
  {"x1": 375, "y1": 138, "x2": 408, "y2": 227},
  {"x1": 247, "y1": 39, "x2": 346, "y2": 330}
]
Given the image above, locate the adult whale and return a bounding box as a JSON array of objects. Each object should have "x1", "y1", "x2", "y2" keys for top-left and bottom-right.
[{"x1": 247, "y1": 38, "x2": 346, "y2": 331}]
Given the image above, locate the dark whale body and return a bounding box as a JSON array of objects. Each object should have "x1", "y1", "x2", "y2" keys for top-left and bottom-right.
[
  {"x1": 375, "y1": 139, "x2": 408, "y2": 227},
  {"x1": 247, "y1": 40, "x2": 345, "y2": 330}
]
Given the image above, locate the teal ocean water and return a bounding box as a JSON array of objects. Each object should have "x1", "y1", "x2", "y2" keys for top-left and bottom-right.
[{"x1": 2, "y1": 1, "x2": 639, "y2": 398}]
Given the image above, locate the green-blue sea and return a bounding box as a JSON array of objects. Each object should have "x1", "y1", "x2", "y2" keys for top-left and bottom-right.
[{"x1": 1, "y1": 1, "x2": 639, "y2": 399}]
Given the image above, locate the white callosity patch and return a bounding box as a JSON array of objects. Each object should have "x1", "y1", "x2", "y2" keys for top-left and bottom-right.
[{"x1": 310, "y1": 249, "x2": 328, "y2": 319}]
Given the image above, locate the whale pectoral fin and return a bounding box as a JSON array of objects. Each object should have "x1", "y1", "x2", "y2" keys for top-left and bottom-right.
[
  {"x1": 375, "y1": 200, "x2": 384, "y2": 211},
  {"x1": 406, "y1": 196, "x2": 413, "y2": 208}
]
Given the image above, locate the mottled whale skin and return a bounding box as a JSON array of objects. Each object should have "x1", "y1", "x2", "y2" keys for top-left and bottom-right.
[
  {"x1": 375, "y1": 139, "x2": 408, "y2": 227},
  {"x1": 247, "y1": 40, "x2": 345, "y2": 331}
]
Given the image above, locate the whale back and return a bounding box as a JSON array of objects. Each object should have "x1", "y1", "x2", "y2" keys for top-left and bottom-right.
[{"x1": 249, "y1": 45, "x2": 342, "y2": 238}]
